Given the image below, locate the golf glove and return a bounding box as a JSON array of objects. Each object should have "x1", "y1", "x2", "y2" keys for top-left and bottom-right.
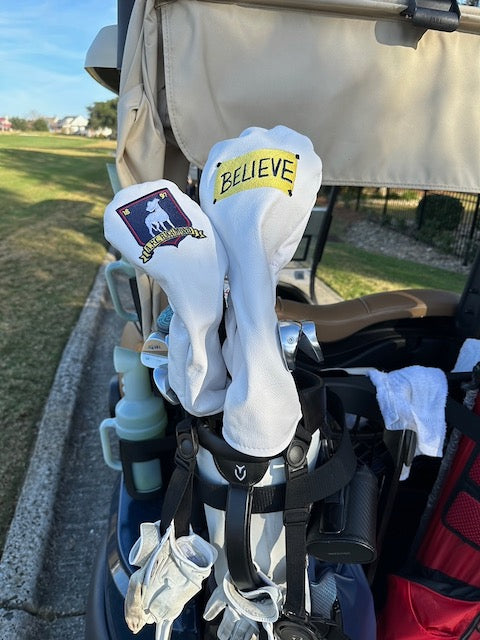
[
  {"x1": 104, "y1": 179, "x2": 228, "y2": 416},
  {"x1": 125, "y1": 521, "x2": 163, "y2": 633},
  {"x1": 125, "y1": 524, "x2": 217, "y2": 638},
  {"x1": 129, "y1": 520, "x2": 163, "y2": 566},
  {"x1": 204, "y1": 585, "x2": 259, "y2": 640},
  {"x1": 204, "y1": 571, "x2": 283, "y2": 640},
  {"x1": 200, "y1": 126, "x2": 322, "y2": 457}
]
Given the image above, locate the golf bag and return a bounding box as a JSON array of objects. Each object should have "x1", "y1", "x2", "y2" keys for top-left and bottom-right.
[
  {"x1": 104, "y1": 126, "x2": 384, "y2": 640},
  {"x1": 150, "y1": 368, "x2": 378, "y2": 640},
  {"x1": 377, "y1": 388, "x2": 480, "y2": 639}
]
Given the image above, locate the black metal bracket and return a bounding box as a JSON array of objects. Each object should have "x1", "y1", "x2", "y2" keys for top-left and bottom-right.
[{"x1": 401, "y1": 0, "x2": 460, "y2": 32}]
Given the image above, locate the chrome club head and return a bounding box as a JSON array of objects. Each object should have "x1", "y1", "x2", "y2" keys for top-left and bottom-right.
[
  {"x1": 141, "y1": 332, "x2": 169, "y2": 369},
  {"x1": 298, "y1": 321, "x2": 323, "y2": 364},
  {"x1": 153, "y1": 364, "x2": 180, "y2": 405},
  {"x1": 278, "y1": 321, "x2": 302, "y2": 371}
]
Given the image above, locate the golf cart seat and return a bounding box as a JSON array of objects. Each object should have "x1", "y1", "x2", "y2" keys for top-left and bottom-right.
[{"x1": 276, "y1": 288, "x2": 460, "y2": 343}]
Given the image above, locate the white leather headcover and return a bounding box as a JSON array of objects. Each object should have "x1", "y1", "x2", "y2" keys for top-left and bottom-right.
[
  {"x1": 200, "y1": 126, "x2": 322, "y2": 456},
  {"x1": 104, "y1": 179, "x2": 228, "y2": 416}
]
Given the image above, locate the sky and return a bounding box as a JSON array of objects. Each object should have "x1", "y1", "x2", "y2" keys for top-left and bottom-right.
[{"x1": 0, "y1": 1, "x2": 118, "y2": 120}]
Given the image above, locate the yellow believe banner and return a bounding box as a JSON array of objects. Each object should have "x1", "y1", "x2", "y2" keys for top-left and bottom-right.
[{"x1": 213, "y1": 149, "x2": 298, "y2": 202}]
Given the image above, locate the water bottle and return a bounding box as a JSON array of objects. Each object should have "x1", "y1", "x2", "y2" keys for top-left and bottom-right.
[
  {"x1": 99, "y1": 346, "x2": 168, "y2": 494},
  {"x1": 105, "y1": 257, "x2": 139, "y2": 323}
]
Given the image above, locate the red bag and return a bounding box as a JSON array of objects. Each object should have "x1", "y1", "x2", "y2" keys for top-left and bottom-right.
[
  {"x1": 377, "y1": 394, "x2": 480, "y2": 639},
  {"x1": 377, "y1": 575, "x2": 480, "y2": 639},
  {"x1": 417, "y1": 436, "x2": 480, "y2": 588}
]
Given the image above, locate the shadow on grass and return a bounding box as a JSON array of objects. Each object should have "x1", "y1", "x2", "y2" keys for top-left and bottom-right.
[
  {"x1": 0, "y1": 195, "x2": 110, "y2": 553},
  {"x1": 0, "y1": 187, "x2": 25, "y2": 219},
  {"x1": 1, "y1": 194, "x2": 110, "y2": 248},
  {"x1": 0, "y1": 147, "x2": 113, "y2": 200}
]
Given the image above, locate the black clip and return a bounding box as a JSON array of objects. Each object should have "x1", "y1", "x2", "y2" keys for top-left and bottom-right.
[
  {"x1": 275, "y1": 611, "x2": 344, "y2": 640},
  {"x1": 175, "y1": 419, "x2": 198, "y2": 471},
  {"x1": 401, "y1": 0, "x2": 460, "y2": 32},
  {"x1": 286, "y1": 437, "x2": 309, "y2": 471}
]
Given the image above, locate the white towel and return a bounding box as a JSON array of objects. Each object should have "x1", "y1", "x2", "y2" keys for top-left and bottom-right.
[
  {"x1": 368, "y1": 366, "x2": 448, "y2": 480},
  {"x1": 452, "y1": 338, "x2": 480, "y2": 373},
  {"x1": 200, "y1": 125, "x2": 322, "y2": 457},
  {"x1": 104, "y1": 179, "x2": 228, "y2": 416}
]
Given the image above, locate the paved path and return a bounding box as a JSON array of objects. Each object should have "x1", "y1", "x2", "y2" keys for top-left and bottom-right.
[{"x1": 0, "y1": 258, "x2": 122, "y2": 639}]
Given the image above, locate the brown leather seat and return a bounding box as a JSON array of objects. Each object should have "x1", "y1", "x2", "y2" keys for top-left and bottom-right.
[{"x1": 276, "y1": 289, "x2": 460, "y2": 343}]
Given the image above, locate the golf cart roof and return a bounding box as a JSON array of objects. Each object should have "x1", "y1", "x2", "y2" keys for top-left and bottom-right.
[
  {"x1": 87, "y1": 0, "x2": 480, "y2": 193},
  {"x1": 160, "y1": 0, "x2": 480, "y2": 191}
]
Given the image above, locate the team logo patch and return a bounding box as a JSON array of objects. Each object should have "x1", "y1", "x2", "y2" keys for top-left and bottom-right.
[
  {"x1": 116, "y1": 188, "x2": 206, "y2": 263},
  {"x1": 213, "y1": 149, "x2": 298, "y2": 203}
]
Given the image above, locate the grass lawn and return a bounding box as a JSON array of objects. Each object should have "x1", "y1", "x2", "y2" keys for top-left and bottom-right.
[
  {"x1": 0, "y1": 133, "x2": 116, "y2": 551},
  {"x1": 318, "y1": 242, "x2": 467, "y2": 299}
]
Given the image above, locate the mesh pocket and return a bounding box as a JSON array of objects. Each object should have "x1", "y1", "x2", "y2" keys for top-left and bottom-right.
[
  {"x1": 444, "y1": 490, "x2": 480, "y2": 549},
  {"x1": 469, "y1": 454, "x2": 480, "y2": 485}
]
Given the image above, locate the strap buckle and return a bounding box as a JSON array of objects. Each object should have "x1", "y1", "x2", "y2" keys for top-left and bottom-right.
[
  {"x1": 286, "y1": 437, "x2": 309, "y2": 471},
  {"x1": 275, "y1": 611, "x2": 338, "y2": 640},
  {"x1": 175, "y1": 419, "x2": 198, "y2": 471}
]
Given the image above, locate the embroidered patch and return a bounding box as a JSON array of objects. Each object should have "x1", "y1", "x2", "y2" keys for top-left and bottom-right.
[
  {"x1": 116, "y1": 188, "x2": 206, "y2": 263},
  {"x1": 213, "y1": 149, "x2": 298, "y2": 203}
]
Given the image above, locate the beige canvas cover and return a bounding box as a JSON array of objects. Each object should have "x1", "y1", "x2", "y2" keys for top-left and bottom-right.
[
  {"x1": 115, "y1": 0, "x2": 480, "y2": 335},
  {"x1": 117, "y1": 0, "x2": 480, "y2": 194}
]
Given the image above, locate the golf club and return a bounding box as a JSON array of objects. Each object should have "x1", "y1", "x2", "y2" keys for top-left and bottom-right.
[
  {"x1": 153, "y1": 364, "x2": 180, "y2": 405},
  {"x1": 278, "y1": 321, "x2": 302, "y2": 371},
  {"x1": 140, "y1": 332, "x2": 169, "y2": 369},
  {"x1": 298, "y1": 321, "x2": 323, "y2": 364}
]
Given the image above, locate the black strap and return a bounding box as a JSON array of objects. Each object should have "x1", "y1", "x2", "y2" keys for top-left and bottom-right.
[
  {"x1": 159, "y1": 417, "x2": 198, "y2": 537},
  {"x1": 214, "y1": 455, "x2": 270, "y2": 591},
  {"x1": 294, "y1": 369, "x2": 326, "y2": 436},
  {"x1": 280, "y1": 374, "x2": 356, "y2": 633},
  {"x1": 281, "y1": 423, "x2": 353, "y2": 638},
  {"x1": 225, "y1": 484, "x2": 264, "y2": 590},
  {"x1": 119, "y1": 434, "x2": 176, "y2": 501},
  {"x1": 119, "y1": 433, "x2": 176, "y2": 462},
  {"x1": 283, "y1": 429, "x2": 312, "y2": 619},
  {"x1": 446, "y1": 396, "x2": 480, "y2": 443},
  {"x1": 198, "y1": 423, "x2": 357, "y2": 512}
]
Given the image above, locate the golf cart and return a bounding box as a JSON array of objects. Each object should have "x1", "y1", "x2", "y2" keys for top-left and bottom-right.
[{"x1": 85, "y1": 1, "x2": 480, "y2": 638}]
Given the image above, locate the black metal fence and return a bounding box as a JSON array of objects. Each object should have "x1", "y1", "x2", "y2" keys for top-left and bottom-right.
[{"x1": 346, "y1": 187, "x2": 480, "y2": 265}]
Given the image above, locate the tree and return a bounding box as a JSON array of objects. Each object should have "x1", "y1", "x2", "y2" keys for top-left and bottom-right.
[
  {"x1": 10, "y1": 117, "x2": 28, "y2": 131},
  {"x1": 31, "y1": 118, "x2": 49, "y2": 132},
  {"x1": 87, "y1": 98, "x2": 118, "y2": 136}
]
